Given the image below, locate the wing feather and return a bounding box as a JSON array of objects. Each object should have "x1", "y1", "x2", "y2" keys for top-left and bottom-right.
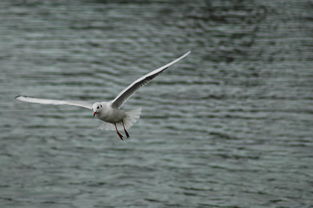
[
  {"x1": 15, "y1": 95, "x2": 92, "y2": 110},
  {"x1": 110, "y1": 51, "x2": 190, "y2": 108}
]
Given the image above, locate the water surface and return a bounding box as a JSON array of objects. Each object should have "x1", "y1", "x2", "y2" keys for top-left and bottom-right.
[{"x1": 0, "y1": 0, "x2": 312, "y2": 207}]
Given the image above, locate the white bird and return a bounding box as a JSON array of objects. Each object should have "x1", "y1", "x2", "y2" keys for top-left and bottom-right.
[{"x1": 16, "y1": 51, "x2": 190, "y2": 140}]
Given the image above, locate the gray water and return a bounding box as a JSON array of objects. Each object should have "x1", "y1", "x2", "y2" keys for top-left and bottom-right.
[{"x1": 1, "y1": 0, "x2": 313, "y2": 207}]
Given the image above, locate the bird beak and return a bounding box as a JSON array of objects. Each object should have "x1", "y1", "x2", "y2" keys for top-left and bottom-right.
[{"x1": 93, "y1": 112, "x2": 97, "y2": 117}]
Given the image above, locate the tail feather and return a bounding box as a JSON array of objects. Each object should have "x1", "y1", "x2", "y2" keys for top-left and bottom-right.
[
  {"x1": 98, "y1": 108, "x2": 141, "y2": 131},
  {"x1": 123, "y1": 107, "x2": 142, "y2": 130}
]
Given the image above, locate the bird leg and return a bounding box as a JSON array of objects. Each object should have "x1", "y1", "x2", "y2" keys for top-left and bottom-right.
[
  {"x1": 114, "y1": 123, "x2": 123, "y2": 140},
  {"x1": 122, "y1": 120, "x2": 129, "y2": 138}
]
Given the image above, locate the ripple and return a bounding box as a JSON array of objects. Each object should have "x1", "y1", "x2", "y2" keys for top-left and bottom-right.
[{"x1": 1, "y1": 0, "x2": 313, "y2": 207}]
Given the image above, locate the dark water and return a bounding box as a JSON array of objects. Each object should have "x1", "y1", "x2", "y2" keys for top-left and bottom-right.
[{"x1": 1, "y1": 0, "x2": 313, "y2": 207}]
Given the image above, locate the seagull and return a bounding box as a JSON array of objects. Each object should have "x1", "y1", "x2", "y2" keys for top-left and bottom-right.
[{"x1": 16, "y1": 51, "x2": 190, "y2": 140}]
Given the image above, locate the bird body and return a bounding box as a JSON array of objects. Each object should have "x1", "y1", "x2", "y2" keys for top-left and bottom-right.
[
  {"x1": 16, "y1": 51, "x2": 190, "y2": 140},
  {"x1": 94, "y1": 102, "x2": 127, "y2": 123}
]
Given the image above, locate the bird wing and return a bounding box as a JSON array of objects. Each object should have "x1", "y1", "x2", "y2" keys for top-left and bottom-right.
[
  {"x1": 15, "y1": 95, "x2": 93, "y2": 110},
  {"x1": 110, "y1": 51, "x2": 190, "y2": 108}
]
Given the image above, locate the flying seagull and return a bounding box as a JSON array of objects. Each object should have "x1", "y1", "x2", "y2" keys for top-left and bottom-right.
[{"x1": 16, "y1": 51, "x2": 190, "y2": 140}]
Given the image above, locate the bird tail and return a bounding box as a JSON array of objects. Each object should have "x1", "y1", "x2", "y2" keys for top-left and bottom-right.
[
  {"x1": 123, "y1": 107, "x2": 142, "y2": 130},
  {"x1": 98, "y1": 108, "x2": 141, "y2": 131}
]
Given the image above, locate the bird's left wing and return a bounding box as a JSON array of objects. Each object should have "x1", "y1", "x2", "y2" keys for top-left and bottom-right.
[
  {"x1": 110, "y1": 51, "x2": 190, "y2": 108},
  {"x1": 16, "y1": 95, "x2": 93, "y2": 110}
]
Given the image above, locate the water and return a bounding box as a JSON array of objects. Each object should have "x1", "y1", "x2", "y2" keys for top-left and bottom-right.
[{"x1": 1, "y1": 0, "x2": 313, "y2": 207}]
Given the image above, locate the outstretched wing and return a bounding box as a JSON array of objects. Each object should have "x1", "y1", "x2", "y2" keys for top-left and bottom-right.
[
  {"x1": 110, "y1": 51, "x2": 190, "y2": 108},
  {"x1": 15, "y1": 95, "x2": 93, "y2": 110}
]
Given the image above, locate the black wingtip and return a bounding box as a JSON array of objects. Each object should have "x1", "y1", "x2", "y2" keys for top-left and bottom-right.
[{"x1": 15, "y1": 95, "x2": 27, "y2": 100}]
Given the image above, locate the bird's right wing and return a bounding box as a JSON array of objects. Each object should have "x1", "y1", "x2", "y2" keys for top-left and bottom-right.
[{"x1": 15, "y1": 95, "x2": 93, "y2": 110}]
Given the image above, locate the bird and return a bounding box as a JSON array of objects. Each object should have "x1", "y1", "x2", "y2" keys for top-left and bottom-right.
[{"x1": 16, "y1": 51, "x2": 191, "y2": 140}]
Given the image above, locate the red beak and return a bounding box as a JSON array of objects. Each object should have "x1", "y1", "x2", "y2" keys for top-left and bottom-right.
[{"x1": 93, "y1": 112, "x2": 97, "y2": 117}]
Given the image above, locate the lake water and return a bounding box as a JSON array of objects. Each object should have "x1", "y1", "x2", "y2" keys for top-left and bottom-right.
[{"x1": 1, "y1": 0, "x2": 313, "y2": 207}]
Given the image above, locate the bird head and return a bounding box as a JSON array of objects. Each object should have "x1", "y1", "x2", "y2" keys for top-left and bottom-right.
[{"x1": 92, "y1": 102, "x2": 103, "y2": 117}]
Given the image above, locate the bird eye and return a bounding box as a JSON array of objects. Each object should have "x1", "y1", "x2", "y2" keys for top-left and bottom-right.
[{"x1": 97, "y1": 106, "x2": 99, "y2": 109}]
